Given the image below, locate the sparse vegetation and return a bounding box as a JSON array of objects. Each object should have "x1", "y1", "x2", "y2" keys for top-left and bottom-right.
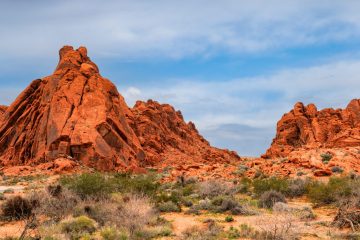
[
  {"x1": 1, "y1": 172, "x2": 359, "y2": 239},
  {"x1": 1, "y1": 196, "x2": 34, "y2": 220},
  {"x1": 321, "y1": 153, "x2": 333, "y2": 163},
  {"x1": 258, "y1": 190, "x2": 287, "y2": 208}
]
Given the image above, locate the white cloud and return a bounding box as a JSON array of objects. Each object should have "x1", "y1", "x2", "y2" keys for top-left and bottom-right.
[
  {"x1": 1, "y1": 1, "x2": 360, "y2": 59},
  {"x1": 119, "y1": 58, "x2": 360, "y2": 156}
]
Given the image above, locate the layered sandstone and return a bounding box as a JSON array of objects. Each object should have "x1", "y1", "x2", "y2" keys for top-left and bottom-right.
[
  {"x1": 0, "y1": 105, "x2": 7, "y2": 122},
  {"x1": 263, "y1": 100, "x2": 360, "y2": 158},
  {"x1": 0, "y1": 46, "x2": 241, "y2": 175},
  {"x1": 0, "y1": 46, "x2": 144, "y2": 171},
  {"x1": 128, "y1": 100, "x2": 240, "y2": 167}
]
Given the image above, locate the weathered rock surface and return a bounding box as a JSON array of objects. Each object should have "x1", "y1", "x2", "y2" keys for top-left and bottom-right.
[
  {"x1": 252, "y1": 101, "x2": 360, "y2": 177},
  {"x1": 128, "y1": 100, "x2": 241, "y2": 168},
  {"x1": 264, "y1": 100, "x2": 360, "y2": 158},
  {"x1": 0, "y1": 46, "x2": 144, "y2": 171},
  {"x1": 0, "y1": 46, "x2": 241, "y2": 175},
  {"x1": 0, "y1": 105, "x2": 7, "y2": 122}
]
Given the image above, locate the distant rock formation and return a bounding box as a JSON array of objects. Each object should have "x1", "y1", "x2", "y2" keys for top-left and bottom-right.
[
  {"x1": 128, "y1": 100, "x2": 240, "y2": 166},
  {"x1": 0, "y1": 46, "x2": 241, "y2": 173},
  {"x1": 263, "y1": 100, "x2": 360, "y2": 158}
]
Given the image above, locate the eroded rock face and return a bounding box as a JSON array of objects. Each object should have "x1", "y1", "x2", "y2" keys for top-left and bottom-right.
[
  {"x1": 127, "y1": 100, "x2": 241, "y2": 168},
  {"x1": 0, "y1": 105, "x2": 7, "y2": 122},
  {"x1": 0, "y1": 46, "x2": 241, "y2": 174},
  {"x1": 264, "y1": 100, "x2": 360, "y2": 158},
  {"x1": 0, "y1": 46, "x2": 144, "y2": 170}
]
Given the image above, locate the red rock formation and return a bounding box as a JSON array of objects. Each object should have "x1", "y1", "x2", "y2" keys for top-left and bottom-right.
[
  {"x1": 263, "y1": 100, "x2": 360, "y2": 158},
  {"x1": 0, "y1": 46, "x2": 241, "y2": 175},
  {"x1": 0, "y1": 105, "x2": 7, "y2": 122},
  {"x1": 0, "y1": 46, "x2": 144, "y2": 171},
  {"x1": 127, "y1": 100, "x2": 240, "y2": 168}
]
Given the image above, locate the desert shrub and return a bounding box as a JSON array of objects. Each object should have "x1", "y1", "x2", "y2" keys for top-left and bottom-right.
[
  {"x1": 225, "y1": 215, "x2": 234, "y2": 222},
  {"x1": 0, "y1": 192, "x2": 5, "y2": 200},
  {"x1": 299, "y1": 206, "x2": 316, "y2": 220},
  {"x1": 331, "y1": 166, "x2": 344, "y2": 173},
  {"x1": 258, "y1": 190, "x2": 287, "y2": 209},
  {"x1": 321, "y1": 153, "x2": 332, "y2": 163},
  {"x1": 253, "y1": 177, "x2": 289, "y2": 197},
  {"x1": 47, "y1": 185, "x2": 63, "y2": 197},
  {"x1": 237, "y1": 177, "x2": 252, "y2": 194},
  {"x1": 181, "y1": 223, "x2": 222, "y2": 240},
  {"x1": 1, "y1": 196, "x2": 34, "y2": 220},
  {"x1": 307, "y1": 177, "x2": 352, "y2": 205},
  {"x1": 61, "y1": 216, "x2": 96, "y2": 240},
  {"x1": 73, "y1": 200, "x2": 118, "y2": 226},
  {"x1": 182, "y1": 198, "x2": 193, "y2": 207},
  {"x1": 60, "y1": 173, "x2": 113, "y2": 199},
  {"x1": 100, "y1": 226, "x2": 128, "y2": 240},
  {"x1": 30, "y1": 188, "x2": 79, "y2": 222},
  {"x1": 227, "y1": 226, "x2": 241, "y2": 239},
  {"x1": 238, "y1": 224, "x2": 260, "y2": 239},
  {"x1": 272, "y1": 202, "x2": 291, "y2": 212},
  {"x1": 117, "y1": 194, "x2": 157, "y2": 235},
  {"x1": 181, "y1": 184, "x2": 196, "y2": 196},
  {"x1": 185, "y1": 207, "x2": 200, "y2": 215},
  {"x1": 286, "y1": 178, "x2": 308, "y2": 198},
  {"x1": 193, "y1": 198, "x2": 213, "y2": 211},
  {"x1": 112, "y1": 173, "x2": 159, "y2": 197},
  {"x1": 157, "y1": 201, "x2": 181, "y2": 212},
  {"x1": 198, "y1": 180, "x2": 235, "y2": 198}
]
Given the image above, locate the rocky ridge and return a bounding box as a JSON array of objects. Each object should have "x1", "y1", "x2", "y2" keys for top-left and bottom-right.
[{"x1": 0, "y1": 46, "x2": 241, "y2": 176}]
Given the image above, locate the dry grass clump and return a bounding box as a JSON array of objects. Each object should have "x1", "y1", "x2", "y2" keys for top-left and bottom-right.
[
  {"x1": 1, "y1": 196, "x2": 34, "y2": 221},
  {"x1": 29, "y1": 185, "x2": 79, "y2": 222},
  {"x1": 117, "y1": 194, "x2": 157, "y2": 235},
  {"x1": 258, "y1": 190, "x2": 286, "y2": 209},
  {"x1": 198, "y1": 180, "x2": 235, "y2": 198}
]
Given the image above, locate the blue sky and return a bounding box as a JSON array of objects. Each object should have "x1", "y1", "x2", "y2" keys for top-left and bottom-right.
[{"x1": 1, "y1": 0, "x2": 360, "y2": 156}]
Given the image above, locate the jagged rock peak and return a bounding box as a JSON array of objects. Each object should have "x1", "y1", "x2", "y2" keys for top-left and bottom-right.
[
  {"x1": 263, "y1": 99, "x2": 360, "y2": 158},
  {"x1": 0, "y1": 46, "x2": 143, "y2": 171},
  {"x1": 54, "y1": 45, "x2": 99, "y2": 76}
]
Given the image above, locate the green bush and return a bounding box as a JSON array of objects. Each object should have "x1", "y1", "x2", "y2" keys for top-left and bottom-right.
[
  {"x1": 253, "y1": 177, "x2": 289, "y2": 197},
  {"x1": 60, "y1": 173, "x2": 113, "y2": 199},
  {"x1": 225, "y1": 216, "x2": 234, "y2": 222},
  {"x1": 320, "y1": 153, "x2": 332, "y2": 163},
  {"x1": 61, "y1": 216, "x2": 96, "y2": 240},
  {"x1": 227, "y1": 226, "x2": 241, "y2": 239},
  {"x1": 157, "y1": 201, "x2": 181, "y2": 212},
  {"x1": 258, "y1": 190, "x2": 286, "y2": 209},
  {"x1": 307, "y1": 177, "x2": 352, "y2": 205},
  {"x1": 100, "y1": 226, "x2": 128, "y2": 240},
  {"x1": 238, "y1": 177, "x2": 252, "y2": 194},
  {"x1": 112, "y1": 173, "x2": 160, "y2": 197}
]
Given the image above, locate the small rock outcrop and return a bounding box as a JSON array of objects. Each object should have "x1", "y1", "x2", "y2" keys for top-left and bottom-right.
[{"x1": 263, "y1": 100, "x2": 360, "y2": 158}]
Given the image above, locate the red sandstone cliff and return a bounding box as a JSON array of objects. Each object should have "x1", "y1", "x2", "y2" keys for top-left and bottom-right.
[
  {"x1": 0, "y1": 46, "x2": 144, "y2": 171},
  {"x1": 0, "y1": 46, "x2": 241, "y2": 175},
  {"x1": 127, "y1": 100, "x2": 240, "y2": 167},
  {"x1": 263, "y1": 100, "x2": 360, "y2": 158}
]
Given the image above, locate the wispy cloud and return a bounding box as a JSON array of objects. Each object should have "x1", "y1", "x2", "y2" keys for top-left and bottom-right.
[
  {"x1": 120, "y1": 58, "x2": 360, "y2": 156},
  {"x1": 1, "y1": 1, "x2": 360, "y2": 59}
]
